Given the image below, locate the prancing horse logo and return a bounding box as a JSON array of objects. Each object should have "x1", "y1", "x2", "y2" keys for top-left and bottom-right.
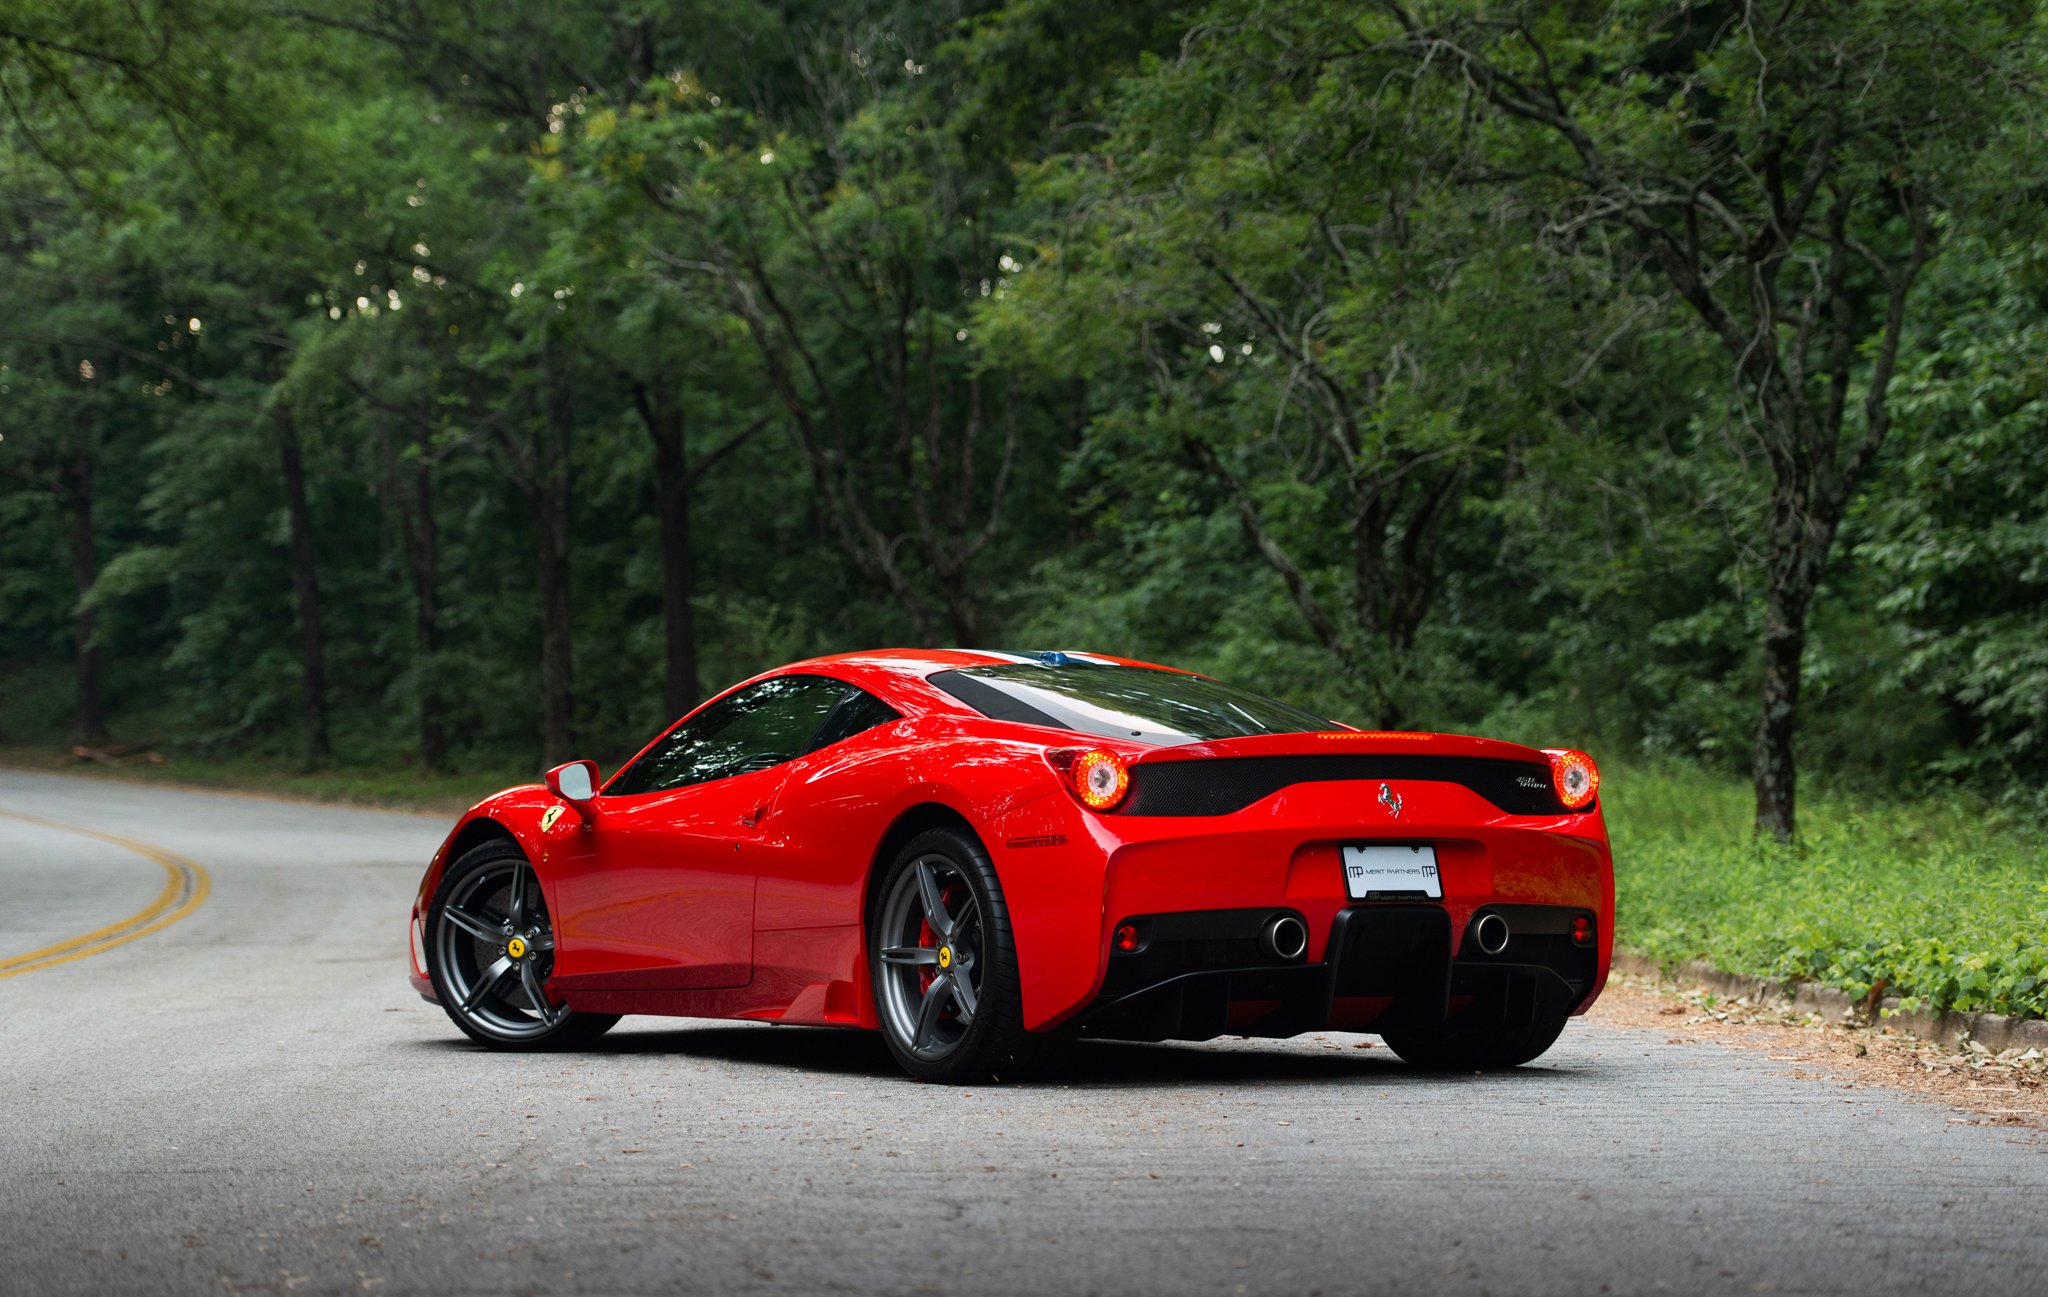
[{"x1": 1378, "y1": 782, "x2": 1402, "y2": 818}]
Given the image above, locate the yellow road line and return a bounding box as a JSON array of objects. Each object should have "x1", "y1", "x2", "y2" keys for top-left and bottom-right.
[{"x1": 0, "y1": 809, "x2": 212, "y2": 980}]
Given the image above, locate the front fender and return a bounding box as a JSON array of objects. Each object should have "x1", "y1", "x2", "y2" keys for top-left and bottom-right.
[{"x1": 408, "y1": 784, "x2": 555, "y2": 999}]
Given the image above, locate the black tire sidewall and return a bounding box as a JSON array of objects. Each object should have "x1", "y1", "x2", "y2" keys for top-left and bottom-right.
[
  {"x1": 426, "y1": 838, "x2": 616, "y2": 1051},
  {"x1": 1382, "y1": 1006, "x2": 1570, "y2": 1070},
  {"x1": 870, "y1": 827, "x2": 1027, "y2": 1083}
]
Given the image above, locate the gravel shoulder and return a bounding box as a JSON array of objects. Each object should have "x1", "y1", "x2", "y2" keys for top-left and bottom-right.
[{"x1": 1591, "y1": 969, "x2": 2048, "y2": 1130}]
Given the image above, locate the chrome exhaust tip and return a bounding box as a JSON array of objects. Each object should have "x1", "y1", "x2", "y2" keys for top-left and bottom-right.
[
  {"x1": 1260, "y1": 913, "x2": 1308, "y2": 961},
  {"x1": 1473, "y1": 912, "x2": 1510, "y2": 956}
]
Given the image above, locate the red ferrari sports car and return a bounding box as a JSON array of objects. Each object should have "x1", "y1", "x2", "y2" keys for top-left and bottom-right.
[{"x1": 408, "y1": 649, "x2": 1611, "y2": 1082}]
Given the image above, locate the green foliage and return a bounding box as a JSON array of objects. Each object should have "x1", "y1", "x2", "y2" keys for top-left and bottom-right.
[
  {"x1": 1611, "y1": 766, "x2": 2048, "y2": 1019},
  {"x1": 1859, "y1": 235, "x2": 2048, "y2": 800},
  {"x1": 0, "y1": 0, "x2": 2044, "y2": 832}
]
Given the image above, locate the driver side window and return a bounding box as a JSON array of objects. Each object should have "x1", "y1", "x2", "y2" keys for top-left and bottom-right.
[{"x1": 607, "y1": 675, "x2": 851, "y2": 796}]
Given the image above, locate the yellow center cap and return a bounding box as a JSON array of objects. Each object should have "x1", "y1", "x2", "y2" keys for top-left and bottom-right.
[
  {"x1": 937, "y1": 946, "x2": 953, "y2": 970},
  {"x1": 506, "y1": 936, "x2": 528, "y2": 960}
]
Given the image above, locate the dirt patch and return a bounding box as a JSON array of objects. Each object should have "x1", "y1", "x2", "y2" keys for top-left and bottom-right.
[{"x1": 1590, "y1": 970, "x2": 2048, "y2": 1131}]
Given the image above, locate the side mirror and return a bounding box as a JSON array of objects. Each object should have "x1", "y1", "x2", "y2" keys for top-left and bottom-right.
[{"x1": 545, "y1": 760, "x2": 600, "y2": 803}]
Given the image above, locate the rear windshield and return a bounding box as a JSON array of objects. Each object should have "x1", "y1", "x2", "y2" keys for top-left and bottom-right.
[{"x1": 929, "y1": 663, "x2": 1331, "y2": 745}]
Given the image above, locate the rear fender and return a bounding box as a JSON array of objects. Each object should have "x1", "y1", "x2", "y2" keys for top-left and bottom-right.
[{"x1": 989, "y1": 791, "x2": 1118, "y2": 1031}]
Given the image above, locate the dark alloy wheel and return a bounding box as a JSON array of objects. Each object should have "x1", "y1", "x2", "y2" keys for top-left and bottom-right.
[
  {"x1": 869, "y1": 827, "x2": 1067, "y2": 1083},
  {"x1": 426, "y1": 839, "x2": 618, "y2": 1050}
]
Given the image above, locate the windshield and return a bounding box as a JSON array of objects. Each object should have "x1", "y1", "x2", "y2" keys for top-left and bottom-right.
[{"x1": 928, "y1": 663, "x2": 1332, "y2": 745}]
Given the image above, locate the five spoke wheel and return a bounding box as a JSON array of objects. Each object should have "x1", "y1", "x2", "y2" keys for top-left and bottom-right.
[
  {"x1": 427, "y1": 840, "x2": 617, "y2": 1049},
  {"x1": 877, "y1": 855, "x2": 984, "y2": 1060},
  {"x1": 869, "y1": 826, "x2": 1067, "y2": 1083}
]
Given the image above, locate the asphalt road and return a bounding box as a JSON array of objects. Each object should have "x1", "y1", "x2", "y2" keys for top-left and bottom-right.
[{"x1": 2, "y1": 769, "x2": 2042, "y2": 1297}]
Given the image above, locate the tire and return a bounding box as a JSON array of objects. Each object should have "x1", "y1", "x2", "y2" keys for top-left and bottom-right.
[
  {"x1": 426, "y1": 838, "x2": 619, "y2": 1051},
  {"x1": 1379, "y1": 1002, "x2": 1570, "y2": 1070},
  {"x1": 868, "y1": 826, "x2": 1069, "y2": 1083}
]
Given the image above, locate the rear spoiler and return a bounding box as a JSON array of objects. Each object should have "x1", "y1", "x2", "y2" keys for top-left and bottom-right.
[
  {"x1": 1126, "y1": 730, "x2": 1550, "y2": 768},
  {"x1": 1118, "y1": 731, "x2": 1571, "y2": 818}
]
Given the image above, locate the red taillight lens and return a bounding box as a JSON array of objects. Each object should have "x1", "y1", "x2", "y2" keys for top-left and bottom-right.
[
  {"x1": 1570, "y1": 914, "x2": 1594, "y2": 946},
  {"x1": 1114, "y1": 923, "x2": 1142, "y2": 953},
  {"x1": 1547, "y1": 749, "x2": 1599, "y2": 810},
  {"x1": 1050, "y1": 747, "x2": 1129, "y2": 811}
]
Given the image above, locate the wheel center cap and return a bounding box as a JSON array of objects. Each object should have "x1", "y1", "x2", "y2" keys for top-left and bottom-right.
[
  {"x1": 506, "y1": 936, "x2": 528, "y2": 960},
  {"x1": 937, "y1": 945, "x2": 953, "y2": 970}
]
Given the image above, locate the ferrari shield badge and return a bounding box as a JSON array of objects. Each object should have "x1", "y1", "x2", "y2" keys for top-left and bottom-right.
[{"x1": 540, "y1": 804, "x2": 565, "y2": 833}]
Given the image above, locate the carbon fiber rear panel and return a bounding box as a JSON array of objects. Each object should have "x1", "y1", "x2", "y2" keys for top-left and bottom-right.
[{"x1": 1121, "y1": 754, "x2": 1569, "y2": 817}]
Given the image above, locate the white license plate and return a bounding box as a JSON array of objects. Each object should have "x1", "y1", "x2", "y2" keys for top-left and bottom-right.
[{"x1": 1342, "y1": 844, "x2": 1441, "y2": 900}]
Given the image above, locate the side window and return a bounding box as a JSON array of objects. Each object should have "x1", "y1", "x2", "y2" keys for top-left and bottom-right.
[
  {"x1": 805, "y1": 688, "x2": 899, "y2": 755},
  {"x1": 608, "y1": 675, "x2": 853, "y2": 796}
]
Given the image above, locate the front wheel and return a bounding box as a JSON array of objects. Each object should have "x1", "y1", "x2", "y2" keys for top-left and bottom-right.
[
  {"x1": 869, "y1": 827, "x2": 1067, "y2": 1083},
  {"x1": 426, "y1": 839, "x2": 619, "y2": 1050}
]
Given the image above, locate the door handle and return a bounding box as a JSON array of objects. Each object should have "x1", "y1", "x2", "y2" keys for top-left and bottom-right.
[{"x1": 739, "y1": 804, "x2": 769, "y2": 828}]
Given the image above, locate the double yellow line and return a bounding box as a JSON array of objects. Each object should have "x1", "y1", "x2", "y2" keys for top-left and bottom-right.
[{"x1": 0, "y1": 809, "x2": 212, "y2": 980}]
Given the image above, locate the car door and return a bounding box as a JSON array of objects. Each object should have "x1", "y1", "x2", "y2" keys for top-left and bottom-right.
[
  {"x1": 751, "y1": 687, "x2": 907, "y2": 931},
  {"x1": 549, "y1": 675, "x2": 854, "y2": 991}
]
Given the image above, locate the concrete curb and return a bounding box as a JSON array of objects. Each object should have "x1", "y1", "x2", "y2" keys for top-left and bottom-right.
[{"x1": 1612, "y1": 952, "x2": 2048, "y2": 1053}]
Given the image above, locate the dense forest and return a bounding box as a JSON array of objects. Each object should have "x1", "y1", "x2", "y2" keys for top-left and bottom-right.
[{"x1": 2, "y1": 0, "x2": 2043, "y2": 840}]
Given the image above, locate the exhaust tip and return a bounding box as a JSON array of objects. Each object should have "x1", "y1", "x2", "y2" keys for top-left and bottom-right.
[
  {"x1": 1260, "y1": 913, "x2": 1308, "y2": 961},
  {"x1": 1473, "y1": 912, "x2": 1510, "y2": 956}
]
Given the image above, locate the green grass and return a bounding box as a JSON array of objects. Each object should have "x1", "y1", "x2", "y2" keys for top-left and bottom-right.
[
  {"x1": 1608, "y1": 764, "x2": 2048, "y2": 1020},
  {"x1": 0, "y1": 745, "x2": 528, "y2": 816}
]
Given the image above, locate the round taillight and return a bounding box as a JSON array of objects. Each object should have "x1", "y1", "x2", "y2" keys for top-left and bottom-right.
[
  {"x1": 1071, "y1": 748, "x2": 1130, "y2": 811},
  {"x1": 1570, "y1": 915, "x2": 1595, "y2": 946},
  {"x1": 1549, "y1": 749, "x2": 1599, "y2": 810},
  {"x1": 1114, "y1": 923, "x2": 1142, "y2": 953}
]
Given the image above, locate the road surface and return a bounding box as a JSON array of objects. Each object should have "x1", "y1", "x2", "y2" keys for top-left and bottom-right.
[{"x1": 1, "y1": 768, "x2": 2041, "y2": 1297}]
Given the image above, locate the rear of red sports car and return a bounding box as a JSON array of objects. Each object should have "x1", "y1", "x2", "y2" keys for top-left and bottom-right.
[{"x1": 928, "y1": 656, "x2": 1612, "y2": 1067}]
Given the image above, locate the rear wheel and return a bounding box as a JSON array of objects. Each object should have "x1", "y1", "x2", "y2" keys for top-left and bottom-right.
[
  {"x1": 1380, "y1": 1004, "x2": 1570, "y2": 1070},
  {"x1": 869, "y1": 827, "x2": 1067, "y2": 1083},
  {"x1": 427, "y1": 839, "x2": 619, "y2": 1050}
]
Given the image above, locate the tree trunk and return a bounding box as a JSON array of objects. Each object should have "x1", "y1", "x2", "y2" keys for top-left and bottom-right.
[
  {"x1": 536, "y1": 483, "x2": 574, "y2": 766},
  {"x1": 62, "y1": 452, "x2": 107, "y2": 747},
  {"x1": 277, "y1": 407, "x2": 331, "y2": 766},
  {"x1": 409, "y1": 418, "x2": 447, "y2": 773},
  {"x1": 1751, "y1": 474, "x2": 1835, "y2": 843},
  {"x1": 631, "y1": 383, "x2": 770, "y2": 722},
  {"x1": 1752, "y1": 587, "x2": 1808, "y2": 843},
  {"x1": 536, "y1": 358, "x2": 576, "y2": 767},
  {"x1": 650, "y1": 412, "x2": 700, "y2": 720}
]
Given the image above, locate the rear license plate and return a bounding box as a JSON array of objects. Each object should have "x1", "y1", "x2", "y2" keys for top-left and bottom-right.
[{"x1": 1342, "y1": 844, "x2": 1441, "y2": 900}]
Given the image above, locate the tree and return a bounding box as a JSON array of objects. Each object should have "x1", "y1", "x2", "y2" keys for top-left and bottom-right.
[
  {"x1": 599, "y1": 90, "x2": 1026, "y2": 647},
  {"x1": 1862, "y1": 235, "x2": 2048, "y2": 794},
  {"x1": 0, "y1": 129, "x2": 171, "y2": 747},
  {"x1": 1382, "y1": 0, "x2": 2034, "y2": 836},
  {"x1": 988, "y1": 3, "x2": 1581, "y2": 724}
]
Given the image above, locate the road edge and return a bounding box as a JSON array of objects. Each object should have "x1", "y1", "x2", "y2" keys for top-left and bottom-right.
[
  {"x1": 1613, "y1": 950, "x2": 2048, "y2": 1053},
  {"x1": 0, "y1": 758, "x2": 473, "y2": 818}
]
